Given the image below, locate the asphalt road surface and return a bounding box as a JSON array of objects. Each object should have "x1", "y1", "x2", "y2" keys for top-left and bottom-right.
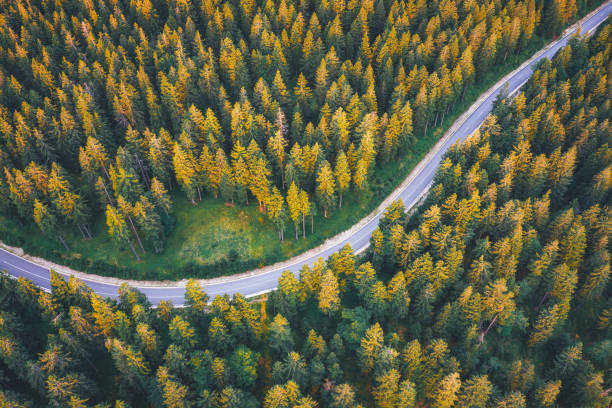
[{"x1": 1, "y1": 2, "x2": 611, "y2": 305}]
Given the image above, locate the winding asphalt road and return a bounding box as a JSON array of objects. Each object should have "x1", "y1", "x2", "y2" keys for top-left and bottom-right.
[{"x1": 1, "y1": 3, "x2": 611, "y2": 305}]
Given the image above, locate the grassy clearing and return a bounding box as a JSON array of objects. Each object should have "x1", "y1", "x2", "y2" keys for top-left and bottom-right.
[{"x1": 0, "y1": 35, "x2": 556, "y2": 280}]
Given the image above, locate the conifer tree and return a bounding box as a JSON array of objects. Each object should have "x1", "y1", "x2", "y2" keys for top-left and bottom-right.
[
  {"x1": 106, "y1": 205, "x2": 140, "y2": 260},
  {"x1": 319, "y1": 269, "x2": 340, "y2": 317},
  {"x1": 267, "y1": 187, "x2": 286, "y2": 241},
  {"x1": 299, "y1": 189, "x2": 310, "y2": 238},
  {"x1": 334, "y1": 151, "x2": 351, "y2": 208},
  {"x1": 287, "y1": 181, "x2": 302, "y2": 240},
  {"x1": 173, "y1": 143, "x2": 198, "y2": 204},
  {"x1": 33, "y1": 199, "x2": 69, "y2": 251},
  {"x1": 316, "y1": 161, "x2": 336, "y2": 217}
]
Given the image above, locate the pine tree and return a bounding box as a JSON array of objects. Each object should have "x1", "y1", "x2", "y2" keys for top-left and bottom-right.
[
  {"x1": 267, "y1": 187, "x2": 286, "y2": 241},
  {"x1": 230, "y1": 141, "x2": 251, "y2": 205},
  {"x1": 33, "y1": 199, "x2": 69, "y2": 251},
  {"x1": 299, "y1": 189, "x2": 310, "y2": 239},
  {"x1": 173, "y1": 142, "x2": 198, "y2": 204},
  {"x1": 169, "y1": 315, "x2": 196, "y2": 349},
  {"x1": 528, "y1": 303, "x2": 567, "y2": 347},
  {"x1": 535, "y1": 380, "x2": 561, "y2": 407},
  {"x1": 133, "y1": 195, "x2": 164, "y2": 253},
  {"x1": 248, "y1": 156, "x2": 271, "y2": 210},
  {"x1": 117, "y1": 195, "x2": 146, "y2": 253},
  {"x1": 456, "y1": 375, "x2": 492, "y2": 408},
  {"x1": 319, "y1": 269, "x2": 340, "y2": 317},
  {"x1": 315, "y1": 58, "x2": 328, "y2": 104},
  {"x1": 80, "y1": 137, "x2": 111, "y2": 181},
  {"x1": 287, "y1": 181, "x2": 301, "y2": 240},
  {"x1": 331, "y1": 383, "x2": 357, "y2": 408},
  {"x1": 372, "y1": 227, "x2": 384, "y2": 260},
  {"x1": 480, "y1": 279, "x2": 515, "y2": 342},
  {"x1": 373, "y1": 369, "x2": 416, "y2": 408},
  {"x1": 157, "y1": 366, "x2": 189, "y2": 408},
  {"x1": 185, "y1": 279, "x2": 209, "y2": 315},
  {"x1": 275, "y1": 271, "x2": 301, "y2": 319},
  {"x1": 150, "y1": 177, "x2": 172, "y2": 215},
  {"x1": 269, "y1": 314, "x2": 294, "y2": 355},
  {"x1": 316, "y1": 161, "x2": 336, "y2": 217},
  {"x1": 268, "y1": 111, "x2": 288, "y2": 188},
  {"x1": 432, "y1": 372, "x2": 461, "y2": 408},
  {"x1": 106, "y1": 205, "x2": 139, "y2": 260},
  {"x1": 334, "y1": 151, "x2": 350, "y2": 208},
  {"x1": 359, "y1": 322, "x2": 384, "y2": 373}
]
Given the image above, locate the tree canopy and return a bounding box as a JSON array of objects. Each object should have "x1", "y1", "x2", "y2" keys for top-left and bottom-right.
[
  {"x1": 0, "y1": 20, "x2": 610, "y2": 407},
  {"x1": 0, "y1": 0, "x2": 594, "y2": 263}
]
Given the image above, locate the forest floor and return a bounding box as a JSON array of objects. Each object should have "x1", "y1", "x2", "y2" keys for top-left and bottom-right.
[{"x1": 0, "y1": 36, "x2": 554, "y2": 280}]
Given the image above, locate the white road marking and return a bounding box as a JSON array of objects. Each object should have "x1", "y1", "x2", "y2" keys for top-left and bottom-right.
[{"x1": 2, "y1": 261, "x2": 50, "y2": 282}]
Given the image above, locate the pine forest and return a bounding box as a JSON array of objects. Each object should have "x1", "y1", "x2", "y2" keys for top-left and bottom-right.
[{"x1": 0, "y1": 14, "x2": 610, "y2": 407}]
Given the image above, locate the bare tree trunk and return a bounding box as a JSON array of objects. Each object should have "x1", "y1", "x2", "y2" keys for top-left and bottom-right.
[
  {"x1": 295, "y1": 224, "x2": 299, "y2": 240},
  {"x1": 197, "y1": 186, "x2": 202, "y2": 201},
  {"x1": 536, "y1": 291, "x2": 550, "y2": 311},
  {"x1": 82, "y1": 224, "x2": 93, "y2": 239},
  {"x1": 77, "y1": 224, "x2": 87, "y2": 239},
  {"x1": 102, "y1": 165, "x2": 111, "y2": 182},
  {"x1": 311, "y1": 214, "x2": 314, "y2": 234},
  {"x1": 58, "y1": 235, "x2": 70, "y2": 252},
  {"x1": 478, "y1": 315, "x2": 498, "y2": 344},
  {"x1": 128, "y1": 240, "x2": 140, "y2": 261},
  {"x1": 339, "y1": 192, "x2": 342, "y2": 208},
  {"x1": 135, "y1": 154, "x2": 150, "y2": 189},
  {"x1": 302, "y1": 214, "x2": 306, "y2": 238},
  {"x1": 127, "y1": 215, "x2": 145, "y2": 253},
  {"x1": 424, "y1": 120, "x2": 429, "y2": 138},
  {"x1": 100, "y1": 179, "x2": 113, "y2": 206}
]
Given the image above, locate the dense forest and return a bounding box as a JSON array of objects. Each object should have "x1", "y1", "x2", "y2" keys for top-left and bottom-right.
[
  {"x1": 0, "y1": 0, "x2": 595, "y2": 267},
  {"x1": 0, "y1": 20, "x2": 610, "y2": 407}
]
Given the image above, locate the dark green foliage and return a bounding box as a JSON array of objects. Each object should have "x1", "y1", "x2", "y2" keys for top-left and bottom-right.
[{"x1": 0, "y1": 5, "x2": 609, "y2": 408}]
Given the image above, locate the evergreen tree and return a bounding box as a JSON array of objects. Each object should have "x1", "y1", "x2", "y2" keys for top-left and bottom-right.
[{"x1": 316, "y1": 161, "x2": 336, "y2": 218}]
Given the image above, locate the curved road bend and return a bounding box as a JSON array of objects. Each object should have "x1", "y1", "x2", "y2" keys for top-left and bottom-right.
[{"x1": 1, "y1": 2, "x2": 611, "y2": 305}]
